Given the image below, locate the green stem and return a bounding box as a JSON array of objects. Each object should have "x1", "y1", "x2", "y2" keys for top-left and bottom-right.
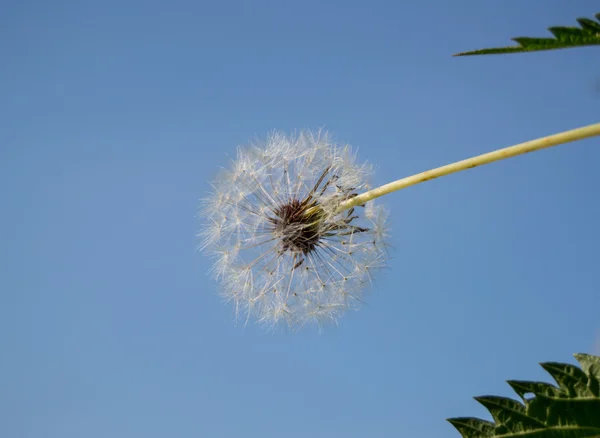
[{"x1": 338, "y1": 122, "x2": 600, "y2": 212}]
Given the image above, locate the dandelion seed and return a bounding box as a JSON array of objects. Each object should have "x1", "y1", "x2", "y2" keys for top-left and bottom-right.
[{"x1": 199, "y1": 130, "x2": 389, "y2": 330}]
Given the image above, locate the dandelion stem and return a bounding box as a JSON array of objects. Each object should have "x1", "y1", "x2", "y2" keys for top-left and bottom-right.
[{"x1": 338, "y1": 122, "x2": 600, "y2": 212}]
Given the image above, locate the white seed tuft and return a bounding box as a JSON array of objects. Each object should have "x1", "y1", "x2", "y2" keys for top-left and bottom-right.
[{"x1": 199, "y1": 130, "x2": 389, "y2": 330}]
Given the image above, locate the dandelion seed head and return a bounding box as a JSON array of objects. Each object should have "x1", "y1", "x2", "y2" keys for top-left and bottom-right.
[{"x1": 200, "y1": 130, "x2": 389, "y2": 330}]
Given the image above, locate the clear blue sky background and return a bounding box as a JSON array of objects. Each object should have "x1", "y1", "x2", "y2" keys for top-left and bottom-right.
[{"x1": 2, "y1": 1, "x2": 599, "y2": 437}]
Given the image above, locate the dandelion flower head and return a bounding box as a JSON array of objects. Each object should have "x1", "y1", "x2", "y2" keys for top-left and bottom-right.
[{"x1": 200, "y1": 130, "x2": 389, "y2": 329}]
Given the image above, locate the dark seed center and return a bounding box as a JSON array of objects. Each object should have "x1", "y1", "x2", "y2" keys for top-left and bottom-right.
[{"x1": 270, "y1": 199, "x2": 322, "y2": 255}]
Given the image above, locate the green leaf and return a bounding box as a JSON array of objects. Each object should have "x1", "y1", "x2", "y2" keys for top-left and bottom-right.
[
  {"x1": 454, "y1": 13, "x2": 600, "y2": 56},
  {"x1": 447, "y1": 353, "x2": 600, "y2": 438},
  {"x1": 447, "y1": 417, "x2": 496, "y2": 438},
  {"x1": 507, "y1": 380, "x2": 561, "y2": 400}
]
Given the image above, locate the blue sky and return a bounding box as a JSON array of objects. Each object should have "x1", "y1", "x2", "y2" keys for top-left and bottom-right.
[{"x1": 2, "y1": 1, "x2": 599, "y2": 437}]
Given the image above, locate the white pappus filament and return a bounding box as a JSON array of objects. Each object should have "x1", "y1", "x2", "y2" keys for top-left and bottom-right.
[{"x1": 199, "y1": 130, "x2": 389, "y2": 330}]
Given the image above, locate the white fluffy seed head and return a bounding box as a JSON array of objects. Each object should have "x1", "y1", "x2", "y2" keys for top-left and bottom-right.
[{"x1": 199, "y1": 130, "x2": 390, "y2": 330}]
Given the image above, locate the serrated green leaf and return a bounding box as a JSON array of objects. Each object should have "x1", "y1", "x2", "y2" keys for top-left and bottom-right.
[
  {"x1": 541, "y1": 362, "x2": 592, "y2": 398},
  {"x1": 576, "y1": 18, "x2": 600, "y2": 32},
  {"x1": 507, "y1": 380, "x2": 562, "y2": 400},
  {"x1": 454, "y1": 13, "x2": 600, "y2": 56},
  {"x1": 453, "y1": 47, "x2": 530, "y2": 56},
  {"x1": 447, "y1": 354, "x2": 600, "y2": 438},
  {"x1": 575, "y1": 354, "x2": 600, "y2": 381},
  {"x1": 447, "y1": 417, "x2": 496, "y2": 438},
  {"x1": 549, "y1": 26, "x2": 590, "y2": 39},
  {"x1": 475, "y1": 396, "x2": 545, "y2": 431},
  {"x1": 574, "y1": 354, "x2": 600, "y2": 397}
]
